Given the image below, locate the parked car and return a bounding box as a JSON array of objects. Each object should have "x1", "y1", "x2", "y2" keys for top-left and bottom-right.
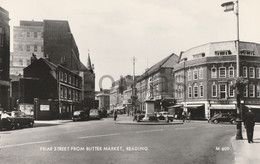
[
  {"x1": 0, "y1": 113, "x2": 14, "y2": 130},
  {"x1": 157, "y1": 112, "x2": 174, "y2": 122},
  {"x1": 72, "y1": 110, "x2": 88, "y2": 121},
  {"x1": 210, "y1": 113, "x2": 236, "y2": 124},
  {"x1": 11, "y1": 111, "x2": 34, "y2": 129},
  {"x1": 89, "y1": 109, "x2": 100, "y2": 120}
]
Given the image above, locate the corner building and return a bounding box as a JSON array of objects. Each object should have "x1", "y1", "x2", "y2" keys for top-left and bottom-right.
[{"x1": 173, "y1": 41, "x2": 260, "y2": 120}]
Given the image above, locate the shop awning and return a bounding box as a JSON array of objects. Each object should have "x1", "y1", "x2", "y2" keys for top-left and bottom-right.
[
  {"x1": 210, "y1": 104, "x2": 236, "y2": 110},
  {"x1": 167, "y1": 104, "x2": 183, "y2": 108},
  {"x1": 245, "y1": 105, "x2": 260, "y2": 109},
  {"x1": 183, "y1": 104, "x2": 204, "y2": 108}
]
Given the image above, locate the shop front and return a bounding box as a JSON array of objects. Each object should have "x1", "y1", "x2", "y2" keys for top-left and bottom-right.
[
  {"x1": 184, "y1": 104, "x2": 205, "y2": 120},
  {"x1": 209, "y1": 104, "x2": 236, "y2": 118}
]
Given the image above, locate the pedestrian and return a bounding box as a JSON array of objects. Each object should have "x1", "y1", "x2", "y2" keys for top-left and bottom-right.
[
  {"x1": 114, "y1": 110, "x2": 118, "y2": 121},
  {"x1": 244, "y1": 108, "x2": 256, "y2": 143},
  {"x1": 181, "y1": 111, "x2": 186, "y2": 123}
]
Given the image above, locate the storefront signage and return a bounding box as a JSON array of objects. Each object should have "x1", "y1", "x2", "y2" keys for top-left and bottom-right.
[
  {"x1": 245, "y1": 100, "x2": 260, "y2": 104},
  {"x1": 40, "y1": 105, "x2": 50, "y2": 111}
]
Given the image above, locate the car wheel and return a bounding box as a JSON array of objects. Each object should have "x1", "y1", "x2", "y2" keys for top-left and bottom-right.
[
  {"x1": 231, "y1": 120, "x2": 236, "y2": 124},
  {"x1": 213, "y1": 120, "x2": 219, "y2": 124},
  {"x1": 29, "y1": 122, "x2": 34, "y2": 127},
  {"x1": 16, "y1": 122, "x2": 21, "y2": 128}
]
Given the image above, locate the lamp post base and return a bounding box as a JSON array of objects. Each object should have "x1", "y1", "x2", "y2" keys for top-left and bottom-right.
[{"x1": 236, "y1": 120, "x2": 243, "y2": 140}]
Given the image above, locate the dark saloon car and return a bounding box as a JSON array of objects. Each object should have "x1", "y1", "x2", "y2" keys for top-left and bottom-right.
[
  {"x1": 210, "y1": 113, "x2": 236, "y2": 124},
  {"x1": 11, "y1": 111, "x2": 34, "y2": 128},
  {"x1": 72, "y1": 110, "x2": 88, "y2": 121}
]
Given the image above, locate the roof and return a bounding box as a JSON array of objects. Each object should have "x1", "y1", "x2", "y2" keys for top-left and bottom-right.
[{"x1": 137, "y1": 53, "x2": 179, "y2": 81}]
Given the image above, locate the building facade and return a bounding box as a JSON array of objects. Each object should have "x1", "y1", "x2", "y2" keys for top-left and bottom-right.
[
  {"x1": 96, "y1": 89, "x2": 110, "y2": 111},
  {"x1": 0, "y1": 7, "x2": 10, "y2": 111},
  {"x1": 135, "y1": 53, "x2": 179, "y2": 113},
  {"x1": 21, "y1": 57, "x2": 83, "y2": 119},
  {"x1": 173, "y1": 41, "x2": 260, "y2": 120}
]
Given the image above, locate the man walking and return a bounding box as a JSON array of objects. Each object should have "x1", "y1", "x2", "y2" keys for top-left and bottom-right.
[{"x1": 244, "y1": 108, "x2": 256, "y2": 143}]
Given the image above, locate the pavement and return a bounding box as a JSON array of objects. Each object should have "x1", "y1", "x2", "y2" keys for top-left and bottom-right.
[{"x1": 231, "y1": 124, "x2": 260, "y2": 164}]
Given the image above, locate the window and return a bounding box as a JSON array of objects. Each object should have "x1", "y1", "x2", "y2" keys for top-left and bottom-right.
[
  {"x1": 257, "y1": 84, "x2": 260, "y2": 98},
  {"x1": 68, "y1": 75, "x2": 71, "y2": 84},
  {"x1": 41, "y1": 46, "x2": 44, "y2": 52},
  {"x1": 19, "y1": 59, "x2": 23, "y2": 66},
  {"x1": 241, "y1": 50, "x2": 255, "y2": 56},
  {"x1": 26, "y1": 45, "x2": 30, "y2": 52},
  {"x1": 193, "y1": 84, "x2": 198, "y2": 98},
  {"x1": 249, "y1": 67, "x2": 255, "y2": 78},
  {"x1": 188, "y1": 86, "x2": 192, "y2": 98},
  {"x1": 75, "y1": 91, "x2": 78, "y2": 101},
  {"x1": 243, "y1": 85, "x2": 248, "y2": 97},
  {"x1": 188, "y1": 70, "x2": 192, "y2": 81},
  {"x1": 34, "y1": 45, "x2": 37, "y2": 52},
  {"x1": 211, "y1": 67, "x2": 217, "y2": 78},
  {"x1": 60, "y1": 86, "x2": 63, "y2": 98},
  {"x1": 219, "y1": 67, "x2": 226, "y2": 78},
  {"x1": 34, "y1": 32, "x2": 37, "y2": 38},
  {"x1": 212, "y1": 84, "x2": 217, "y2": 97},
  {"x1": 27, "y1": 32, "x2": 30, "y2": 37},
  {"x1": 229, "y1": 66, "x2": 234, "y2": 78},
  {"x1": 0, "y1": 27, "x2": 4, "y2": 45},
  {"x1": 59, "y1": 71, "x2": 63, "y2": 81},
  {"x1": 219, "y1": 84, "x2": 227, "y2": 99},
  {"x1": 215, "y1": 50, "x2": 231, "y2": 56},
  {"x1": 193, "y1": 53, "x2": 205, "y2": 59},
  {"x1": 64, "y1": 87, "x2": 67, "y2": 99},
  {"x1": 229, "y1": 85, "x2": 235, "y2": 97},
  {"x1": 19, "y1": 45, "x2": 23, "y2": 51},
  {"x1": 64, "y1": 73, "x2": 67, "y2": 82},
  {"x1": 257, "y1": 68, "x2": 260, "y2": 79},
  {"x1": 199, "y1": 68, "x2": 203, "y2": 79},
  {"x1": 26, "y1": 60, "x2": 30, "y2": 66},
  {"x1": 68, "y1": 88, "x2": 71, "y2": 99},
  {"x1": 193, "y1": 69, "x2": 198, "y2": 80},
  {"x1": 200, "y1": 85, "x2": 204, "y2": 97},
  {"x1": 249, "y1": 84, "x2": 255, "y2": 97},
  {"x1": 243, "y1": 67, "x2": 247, "y2": 78}
]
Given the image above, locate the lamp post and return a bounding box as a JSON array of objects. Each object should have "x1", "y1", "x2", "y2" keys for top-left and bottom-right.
[{"x1": 221, "y1": 0, "x2": 242, "y2": 139}]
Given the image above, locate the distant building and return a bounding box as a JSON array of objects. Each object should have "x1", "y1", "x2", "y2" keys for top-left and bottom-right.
[
  {"x1": 173, "y1": 41, "x2": 260, "y2": 120},
  {"x1": 96, "y1": 89, "x2": 110, "y2": 110},
  {"x1": 0, "y1": 7, "x2": 10, "y2": 111},
  {"x1": 135, "y1": 53, "x2": 179, "y2": 113}
]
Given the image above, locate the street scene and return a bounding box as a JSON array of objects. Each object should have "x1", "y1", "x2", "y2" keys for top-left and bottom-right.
[{"x1": 1, "y1": 0, "x2": 260, "y2": 164}]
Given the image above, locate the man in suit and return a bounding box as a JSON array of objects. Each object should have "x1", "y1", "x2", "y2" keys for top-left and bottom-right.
[{"x1": 244, "y1": 108, "x2": 256, "y2": 143}]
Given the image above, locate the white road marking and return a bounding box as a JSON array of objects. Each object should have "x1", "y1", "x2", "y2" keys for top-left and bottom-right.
[
  {"x1": 175, "y1": 127, "x2": 196, "y2": 130},
  {"x1": 136, "y1": 129, "x2": 163, "y2": 133},
  {"x1": 0, "y1": 140, "x2": 52, "y2": 148},
  {"x1": 78, "y1": 133, "x2": 120, "y2": 139}
]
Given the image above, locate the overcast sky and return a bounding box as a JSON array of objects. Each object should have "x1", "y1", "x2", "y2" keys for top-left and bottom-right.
[{"x1": 1, "y1": 0, "x2": 260, "y2": 90}]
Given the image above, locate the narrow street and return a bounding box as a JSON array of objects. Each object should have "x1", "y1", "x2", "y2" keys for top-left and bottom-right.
[{"x1": 0, "y1": 116, "x2": 236, "y2": 164}]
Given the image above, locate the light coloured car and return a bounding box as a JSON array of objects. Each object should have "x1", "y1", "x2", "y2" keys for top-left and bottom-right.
[
  {"x1": 89, "y1": 109, "x2": 100, "y2": 120},
  {"x1": 157, "y1": 112, "x2": 174, "y2": 122}
]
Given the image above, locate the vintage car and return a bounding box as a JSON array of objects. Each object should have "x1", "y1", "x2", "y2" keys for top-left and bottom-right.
[
  {"x1": 72, "y1": 110, "x2": 88, "y2": 121},
  {"x1": 0, "y1": 111, "x2": 34, "y2": 130},
  {"x1": 210, "y1": 113, "x2": 236, "y2": 124},
  {"x1": 157, "y1": 112, "x2": 174, "y2": 122},
  {"x1": 89, "y1": 109, "x2": 100, "y2": 120}
]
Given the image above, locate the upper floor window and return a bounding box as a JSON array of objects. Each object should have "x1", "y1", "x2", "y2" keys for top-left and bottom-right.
[
  {"x1": 229, "y1": 66, "x2": 234, "y2": 78},
  {"x1": 26, "y1": 45, "x2": 30, "y2": 52},
  {"x1": 193, "y1": 53, "x2": 205, "y2": 59},
  {"x1": 249, "y1": 67, "x2": 255, "y2": 78},
  {"x1": 34, "y1": 45, "x2": 37, "y2": 52},
  {"x1": 26, "y1": 60, "x2": 30, "y2": 66},
  {"x1": 64, "y1": 73, "x2": 67, "y2": 82},
  {"x1": 212, "y1": 83, "x2": 217, "y2": 97},
  {"x1": 68, "y1": 75, "x2": 71, "y2": 84},
  {"x1": 59, "y1": 71, "x2": 63, "y2": 81},
  {"x1": 188, "y1": 85, "x2": 192, "y2": 98},
  {"x1": 215, "y1": 50, "x2": 231, "y2": 56},
  {"x1": 249, "y1": 84, "x2": 255, "y2": 97},
  {"x1": 34, "y1": 32, "x2": 37, "y2": 38},
  {"x1": 240, "y1": 50, "x2": 255, "y2": 56},
  {"x1": 211, "y1": 67, "x2": 217, "y2": 78},
  {"x1": 229, "y1": 84, "x2": 235, "y2": 97},
  {"x1": 0, "y1": 27, "x2": 3, "y2": 45},
  {"x1": 188, "y1": 70, "x2": 192, "y2": 81},
  {"x1": 19, "y1": 59, "x2": 23, "y2": 66},
  {"x1": 200, "y1": 85, "x2": 204, "y2": 97},
  {"x1": 27, "y1": 32, "x2": 30, "y2": 37},
  {"x1": 257, "y1": 84, "x2": 260, "y2": 98},
  {"x1": 243, "y1": 85, "x2": 248, "y2": 97},
  {"x1": 193, "y1": 69, "x2": 198, "y2": 80},
  {"x1": 219, "y1": 67, "x2": 226, "y2": 78},
  {"x1": 193, "y1": 83, "x2": 198, "y2": 98},
  {"x1": 257, "y1": 68, "x2": 260, "y2": 79},
  {"x1": 243, "y1": 67, "x2": 248, "y2": 78},
  {"x1": 199, "y1": 68, "x2": 203, "y2": 79},
  {"x1": 219, "y1": 84, "x2": 227, "y2": 99}
]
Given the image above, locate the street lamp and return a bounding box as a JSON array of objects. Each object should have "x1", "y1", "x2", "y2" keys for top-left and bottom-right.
[{"x1": 221, "y1": 0, "x2": 242, "y2": 140}]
